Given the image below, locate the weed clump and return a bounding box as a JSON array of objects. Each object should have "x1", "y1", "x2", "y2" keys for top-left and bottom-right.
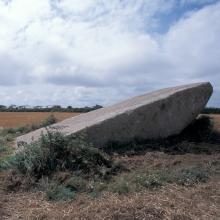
[
  {"x1": 107, "y1": 166, "x2": 210, "y2": 195},
  {"x1": 4, "y1": 130, "x2": 117, "y2": 200},
  {"x1": 135, "y1": 166, "x2": 209, "y2": 190},
  {"x1": 176, "y1": 167, "x2": 209, "y2": 186},
  {"x1": 64, "y1": 176, "x2": 88, "y2": 192},
  {"x1": 135, "y1": 173, "x2": 164, "y2": 189},
  {"x1": 46, "y1": 183, "x2": 76, "y2": 201},
  {"x1": 0, "y1": 145, "x2": 7, "y2": 153},
  {"x1": 0, "y1": 156, "x2": 14, "y2": 171},
  {"x1": 109, "y1": 178, "x2": 131, "y2": 194},
  {"x1": 12, "y1": 130, "x2": 112, "y2": 179}
]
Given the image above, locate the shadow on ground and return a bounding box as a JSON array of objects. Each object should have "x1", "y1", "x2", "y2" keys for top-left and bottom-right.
[{"x1": 103, "y1": 115, "x2": 220, "y2": 155}]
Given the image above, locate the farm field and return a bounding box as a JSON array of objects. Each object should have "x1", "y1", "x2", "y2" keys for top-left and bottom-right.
[
  {"x1": 0, "y1": 112, "x2": 80, "y2": 128},
  {"x1": 211, "y1": 114, "x2": 220, "y2": 130},
  {"x1": 0, "y1": 114, "x2": 220, "y2": 219}
]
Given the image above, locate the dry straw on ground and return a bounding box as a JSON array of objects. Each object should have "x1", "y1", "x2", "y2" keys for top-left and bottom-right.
[{"x1": 1, "y1": 182, "x2": 219, "y2": 220}]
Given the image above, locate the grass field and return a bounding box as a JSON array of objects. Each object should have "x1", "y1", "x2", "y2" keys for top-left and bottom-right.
[
  {"x1": 0, "y1": 114, "x2": 219, "y2": 219},
  {"x1": 0, "y1": 112, "x2": 80, "y2": 128}
]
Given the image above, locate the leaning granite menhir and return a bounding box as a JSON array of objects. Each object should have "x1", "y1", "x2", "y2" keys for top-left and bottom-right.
[{"x1": 16, "y1": 82, "x2": 213, "y2": 148}]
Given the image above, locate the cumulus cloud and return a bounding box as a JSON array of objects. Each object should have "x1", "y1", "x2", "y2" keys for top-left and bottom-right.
[{"x1": 0, "y1": 0, "x2": 219, "y2": 106}]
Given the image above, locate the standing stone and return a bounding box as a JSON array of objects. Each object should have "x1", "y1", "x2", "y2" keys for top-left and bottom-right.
[{"x1": 16, "y1": 82, "x2": 213, "y2": 147}]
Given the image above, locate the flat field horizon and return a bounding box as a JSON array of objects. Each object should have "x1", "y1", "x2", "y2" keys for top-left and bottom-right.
[{"x1": 0, "y1": 112, "x2": 80, "y2": 128}]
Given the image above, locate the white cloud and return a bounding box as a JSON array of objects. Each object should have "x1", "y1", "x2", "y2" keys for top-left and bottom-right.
[
  {"x1": 0, "y1": 0, "x2": 219, "y2": 106},
  {"x1": 58, "y1": 0, "x2": 97, "y2": 13},
  {"x1": 164, "y1": 2, "x2": 220, "y2": 75}
]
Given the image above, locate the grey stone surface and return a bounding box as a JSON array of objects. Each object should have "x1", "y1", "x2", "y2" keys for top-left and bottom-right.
[{"x1": 16, "y1": 82, "x2": 213, "y2": 147}]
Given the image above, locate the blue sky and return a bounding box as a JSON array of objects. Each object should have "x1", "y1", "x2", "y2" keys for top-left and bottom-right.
[
  {"x1": 153, "y1": 0, "x2": 219, "y2": 33},
  {"x1": 0, "y1": 0, "x2": 219, "y2": 107}
]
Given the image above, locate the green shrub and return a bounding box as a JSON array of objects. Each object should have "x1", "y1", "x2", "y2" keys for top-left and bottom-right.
[
  {"x1": 0, "y1": 159, "x2": 8, "y2": 171},
  {"x1": 0, "y1": 132, "x2": 14, "y2": 145},
  {"x1": 4, "y1": 126, "x2": 27, "y2": 135},
  {"x1": 16, "y1": 126, "x2": 28, "y2": 134},
  {"x1": 64, "y1": 176, "x2": 87, "y2": 192},
  {"x1": 0, "y1": 145, "x2": 7, "y2": 153},
  {"x1": 0, "y1": 156, "x2": 14, "y2": 171},
  {"x1": 11, "y1": 141, "x2": 53, "y2": 177},
  {"x1": 0, "y1": 136, "x2": 7, "y2": 146},
  {"x1": 11, "y1": 130, "x2": 112, "y2": 179},
  {"x1": 4, "y1": 128, "x2": 17, "y2": 135},
  {"x1": 87, "y1": 180, "x2": 108, "y2": 197},
  {"x1": 46, "y1": 183, "x2": 75, "y2": 201}
]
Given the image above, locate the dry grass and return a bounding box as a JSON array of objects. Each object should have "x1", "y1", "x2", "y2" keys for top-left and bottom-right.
[
  {"x1": 0, "y1": 114, "x2": 220, "y2": 219},
  {"x1": 1, "y1": 151, "x2": 220, "y2": 220},
  {"x1": 0, "y1": 112, "x2": 80, "y2": 128},
  {"x1": 0, "y1": 180, "x2": 219, "y2": 220}
]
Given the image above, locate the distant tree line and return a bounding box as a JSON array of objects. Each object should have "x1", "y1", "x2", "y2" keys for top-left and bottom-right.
[
  {"x1": 0, "y1": 104, "x2": 103, "y2": 113},
  {"x1": 201, "y1": 107, "x2": 220, "y2": 114},
  {"x1": 0, "y1": 105, "x2": 219, "y2": 114}
]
